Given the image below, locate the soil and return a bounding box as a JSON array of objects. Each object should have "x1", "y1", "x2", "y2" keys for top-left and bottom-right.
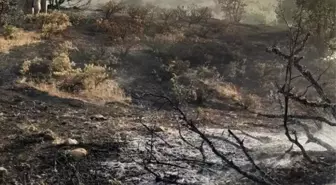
[
  {"x1": 0, "y1": 11, "x2": 335, "y2": 185},
  {"x1": 0, "y1": 83, "x2": 335, "y2": 185}
]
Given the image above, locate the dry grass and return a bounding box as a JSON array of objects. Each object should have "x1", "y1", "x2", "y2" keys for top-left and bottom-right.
[
  {"x1": 213, "y1": 82, "x2": 261, "y2": 110},
  {"x1": 22, "y1": 79, "x2": 129, "y2": 105},
  {"x1": 0, "y1": 31, "x2": 40, "y2": 53},
  {"x1": 214, "y1": 82, "x2": 242, "y2": 102},
  {"x1": 242, "y1": 93, "x2": 262, "y2": 110},
  {"x1": 79, "y1": 79, "x2": 130, "y2": 103}
]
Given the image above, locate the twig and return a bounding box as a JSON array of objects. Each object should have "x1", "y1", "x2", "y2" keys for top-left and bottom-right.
[
  {"x1": 144, "y1": 93, "x2": 273, "y2": 185},
  {"x1": 229, "y1": 130, "x2": 279, "y2": 185}
]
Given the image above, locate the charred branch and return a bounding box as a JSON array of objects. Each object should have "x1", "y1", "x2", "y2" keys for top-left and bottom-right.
[
  {"x1": 143, "y1": 93, "x2": 274, "y2": 185},
  {"x1": 229, "y1": 130, "x2": 279, "y2": 185}
]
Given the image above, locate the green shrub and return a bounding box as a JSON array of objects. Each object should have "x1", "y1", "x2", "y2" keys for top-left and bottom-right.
[
  {"x1": 20, "y1": 57, "x2": 52, "y2": 81},
  {"x1": 81, "y1": 64, "x2": 109, "y2": 90},
  {"x1": 56, "y1": 64, "x2": 109, "y2": 92},
  {"x1": 2, "y1": 24, "x2": 20, "y2": 39},
  {"x1": 51, "y1": 52, "x2": 73, "y2": 75},
  {"x1": 24, "y1": 12, "x2": 71, "y2": 38},
  {"x1": 20, "y1": 49, "x2": 110, "y2": 94}
]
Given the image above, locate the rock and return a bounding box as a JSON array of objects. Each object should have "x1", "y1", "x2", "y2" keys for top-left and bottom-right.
[
  {"x1": 65, "y1": 138, "x2": 79, "y2": 145},
  {"x1": 0, "y1": 167, "x2": 8, "y2": 175},
  {"x1": 68, "y1": 148, "x2": 88, "y2": 159},
  {"x1": 90, "y1": 114, "x2": 107, "y2": 121}
]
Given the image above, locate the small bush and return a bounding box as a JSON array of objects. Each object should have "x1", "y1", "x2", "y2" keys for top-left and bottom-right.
[
  {"x1": 2, "y1": 24, "x2": 20, "y2": 39},
  {"x1": 20, "y1": 57, "x2": 52, "y2": 81},
  {"x1": 49, "y1": 52, "x2": 110, "y2": 93},
  {"x1": 175, "y1": 4, "x2": 212, "y2": 27},
  {"x1": 144, "y1": 33, "x2": 185, "y2": 59},
  {"x1": 57, "y1": 72, "x2": 84, "y2": 93},
  {"x1": 213, "y1": 82, "x2": 261, "y2": 109},
  {"x1": 53, "y1": 40, "x2": 78, "y2": 56},
  {"x1": 24, "y1": 12, "x2": 71, "y2": 38},
  {"x1": 56, "y1": 64, "x2": 110, "y2": 93},
  {"x1": 215, "y1": 0, "x2": 246, "y2": 23},
  {"x1": 81, "y1": 64, "x2": 109, "y2": 90},
  {"x1": 197, "y1": 66, "x2": 221, "y2": 79},
  {"x1": 96, "y1": 17, "x2": 144, "y2": 41},
  {"x1": 51, "y1": 52, "x2": 73, "y2": 75},
  {"x1": 126, "y1": 4, "x2": 150, "y2": 21},
  {"x1": 20, "y1": 51, "x2": 108, "y2": 90},
  {"x1": 102, "y1": 0, "x2": 126, "y2": 19},
  {"x1": 214, "y1": 82, "x2": 242, "y2": 102},
  {"x1": 166, "y1": 59, "x2": 190, "y2": 76},
  {"x1": 96, "y1": 17, "x2": 144, "y2": 57},
  {"x1": 241, "y1": 93, "x2": 261, "y2": 110},
  {"x1": 67, "y1": 12, "x2": 84, "y2": 26},
  {"x1": 19, "y1": 43, "x2": 125, "y2": 102}
]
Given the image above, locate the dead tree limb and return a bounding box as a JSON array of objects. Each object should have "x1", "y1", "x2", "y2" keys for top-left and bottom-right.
[
  {"x1": 268, "y1": 9, "x2": 316, "y2": 163},
  {"x1": 229, "y1": 130, "x2": 279, "y2": 185},
  {"x1": 143, "y1": 93, "x2": 274, "y2": 185}
]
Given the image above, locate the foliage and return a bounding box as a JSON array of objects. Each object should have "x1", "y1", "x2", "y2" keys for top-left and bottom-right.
[
  {"x1": 0, "y1": 0, "x2": 9, "y2": 24},
  {"x1": 144, "y1": 33, "x2": 185, "y2": 65},
  {"x1": 154, "y1": 57, "x2": 222, "y2": 105},
  {"x1": 20, "y1": 45, "x2": 110, "y2": 93},
  {"x1": 155, "y1": 8, "x2": 178, "y2": 33},
  {"x1": 53, "y1": 40, "x2": 78, "y2": 56},
  {"x1": 175, "y1": 4, "x2": 212, "y2": 27},
  {"x1": 96, "y1": 16, "x2": 144, "y2": 57},
  {"x1": 215, "y1": 0, "x2": 247, "y2": 23},
  {"x1": 20, "y1": 57, "x2": 52, "y2": 81},
  {"x1": 81, "y1": 64, "x2": 109, "y2": 90},
  {"x1": 0, "y1": 0, "x2": 23, "y2": 25},
  {"x1": 102, "y1": 0, "x2": 126, "y2": 19},
  {"x1": 2, "y1": 24, "x2": 20, "y2": 39},
  {"x1": 66, "y1": 12, "x2": 94, "y2": 26},
  {"x1": 126, "y1": 4, "x2": 150, "y2": 21},
  {"x1": 51, "y1": 52, "x2": 73, "y2": 75},
  {"x1": 24, "y1": 12, "x2": 71, "y2": 38},
  {"x1": 96, "y1": 17, "x2": 144, "y2": 41},
  {"x1": 57, "y1": 64, "x2": 109, "y2": 92}
]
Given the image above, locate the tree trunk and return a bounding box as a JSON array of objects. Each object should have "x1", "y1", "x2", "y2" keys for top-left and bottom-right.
[
  {"x1": 33, "y1": 0, "x2": 41, "y2": 14},
  {"x1": 41, "y1": 0, "x2": 47, "y2": 13}
]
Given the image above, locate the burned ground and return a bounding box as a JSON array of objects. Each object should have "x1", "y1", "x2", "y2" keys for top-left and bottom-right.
[{"x1": 0, "y1": 3, "x2": 335, "y2": 184}]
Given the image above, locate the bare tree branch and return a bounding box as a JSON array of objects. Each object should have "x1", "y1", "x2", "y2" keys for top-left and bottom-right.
[
  {"x1": 229, "y1": 130, "x2": 280, "y2": 185},
  {"x1": 143, "y1": 93, "x2": 274, "y2": 185}
]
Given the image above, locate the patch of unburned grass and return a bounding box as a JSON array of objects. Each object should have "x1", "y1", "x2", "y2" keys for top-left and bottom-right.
[
  {"x1": 0, "y1": 30, "x2": 40, "y2": 53},
  {"x1": 213, "y1": 82, "x2": 261, "y2": 110},
  {"x1": 22, "y1": 80, "x2": 130, "y2": 105},
  {"x1": 214, "y1": 82, "x2": 242, "y2": 102}
]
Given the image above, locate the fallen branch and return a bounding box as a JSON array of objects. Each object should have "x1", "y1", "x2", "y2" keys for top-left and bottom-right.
[
  {"x1": 229, "y1": 130, "x2": 280, "y2": 185},
  {"x1": 144, "y1": 93, "x2": 274, "y2": 185}
]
